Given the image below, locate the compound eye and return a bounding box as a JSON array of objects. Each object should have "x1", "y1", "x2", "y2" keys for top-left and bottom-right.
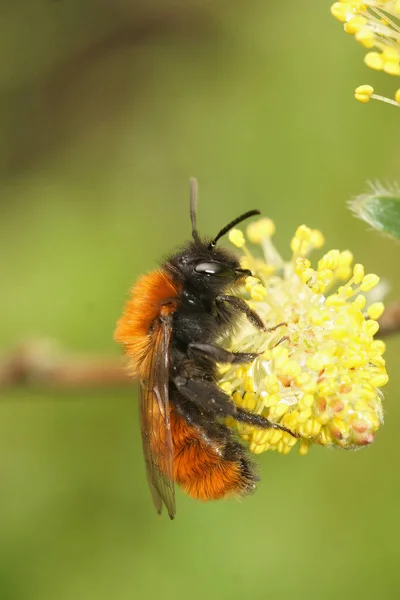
[{"x1": 194, "y1": 262, "x2": 233, "y2": 277}]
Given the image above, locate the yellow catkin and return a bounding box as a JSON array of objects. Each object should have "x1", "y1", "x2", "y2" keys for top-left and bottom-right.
[{"x1": 218, "y1": 219, "x2": 387, "y2": 456}]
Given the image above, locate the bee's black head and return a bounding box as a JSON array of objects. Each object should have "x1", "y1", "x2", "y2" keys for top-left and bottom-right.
[{"x1": 165, "y1": 178, "x2": 259, "y2": 294}]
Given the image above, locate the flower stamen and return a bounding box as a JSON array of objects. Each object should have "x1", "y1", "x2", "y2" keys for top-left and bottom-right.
[
  {"x1": 218, "y1": 218, "x2": 388, "y2": 455},
  {"x1": 331, "y1": 2, "x2": 400, "y2": 104}
]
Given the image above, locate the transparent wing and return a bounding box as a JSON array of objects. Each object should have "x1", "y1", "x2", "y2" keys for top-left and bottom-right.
[{"x1": 139, "y1": 315, "x2": 176, "y2": 519}]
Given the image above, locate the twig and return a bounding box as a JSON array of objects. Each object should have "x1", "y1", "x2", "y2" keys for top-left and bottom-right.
[
  {"x1": 1, "y1": 301, "x2": 399, "y2": 389},
  {"x1": 377, "y1": 301, "x2": 400, "y2": 339},
  {"x1": 0, "y1": 340, "x2": 129, "y2": 388}
]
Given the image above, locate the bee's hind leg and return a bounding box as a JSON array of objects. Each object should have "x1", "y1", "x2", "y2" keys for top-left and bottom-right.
[
  {"x1": 187, "y1": 342, "x2": 259, "y2": 364},
  {"x1": 173, "y1": 376, "x2": 238, "y2": 418},
  {"x1": 234, "y1": 408, "x2": 299, "y2": 438}
]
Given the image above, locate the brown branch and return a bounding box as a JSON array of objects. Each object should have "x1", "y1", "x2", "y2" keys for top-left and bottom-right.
[
  {"x1": 377, "y1": 301, "x2": 400, "y2": 339},
  {"x1": 1, "y1": 301, "x2": 399, "y2": 389},
  {"x1": 0, "y1": 340, "x2": 129, "y2": 389}
]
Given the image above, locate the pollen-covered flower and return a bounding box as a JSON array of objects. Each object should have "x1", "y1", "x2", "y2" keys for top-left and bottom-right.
[
  {"x1": 218, "y1": 219, "x2": 388, "y2": 456},
  {"x1": 331, "y1": 1, "x2": 400, "y2": 106}
]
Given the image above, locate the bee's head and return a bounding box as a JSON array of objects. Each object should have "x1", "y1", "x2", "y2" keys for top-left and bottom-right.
[{"x1": 166, "y1": 178, "x2": 258, "y2": 294}]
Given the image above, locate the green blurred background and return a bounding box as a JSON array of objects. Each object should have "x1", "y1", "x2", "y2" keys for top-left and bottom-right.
[{"x1": 1, "y1": 1, "x2": 400, "y2": 599}]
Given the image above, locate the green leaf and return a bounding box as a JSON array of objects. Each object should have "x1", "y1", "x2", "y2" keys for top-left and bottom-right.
[{"x1": 350, "y1": 183, "x2": 400, "y2": 240}]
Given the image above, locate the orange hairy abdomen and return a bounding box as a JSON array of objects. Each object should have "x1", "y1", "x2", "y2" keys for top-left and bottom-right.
[
  {"x1": 114, "y1": 269, "x2": 180, "y2": 377},
  {"x1": 171, "y1": 411, "x2": 244, "y2": 501}
]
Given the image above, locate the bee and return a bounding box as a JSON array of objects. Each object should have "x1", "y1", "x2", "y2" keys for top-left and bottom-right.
[{"x1": 114, "y1": 179, "x2": 296, "y2": 519}]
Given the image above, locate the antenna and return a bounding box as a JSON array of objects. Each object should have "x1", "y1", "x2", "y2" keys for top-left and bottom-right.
[
  {"x1": 189, "y1": 177, "x2": 200, "y2": 242},
  {"x1": 209, "y1": 209, "x2": 260, "y2": 248}
]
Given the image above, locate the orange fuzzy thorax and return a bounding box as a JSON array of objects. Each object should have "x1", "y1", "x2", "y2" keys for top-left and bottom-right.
[{"x1": 114, "y1": 269, "x2": 180, "y2": 378}]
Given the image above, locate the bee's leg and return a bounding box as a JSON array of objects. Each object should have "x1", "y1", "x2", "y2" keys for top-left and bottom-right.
[
  {"x1": 173, "y1": 376, "x2": 237, "y2": 418},
  {"x1": 173, "y1": 376, "x2": 298, "y2": 438},
  {"x1": 216, "y1": 295, "x2": 266, "y2": 331},
  {"x1": 187, "y1": 342, "x2": 259, "y2": 364},
  {"x1": 234, "y1": 408, "x2": 299, "y2": 438}
]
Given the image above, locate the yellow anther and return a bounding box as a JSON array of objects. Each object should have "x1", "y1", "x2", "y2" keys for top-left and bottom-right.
[
  {"x1": 298, "y1": 440, "x2": 310, "y2": 455},
  {"x1": 305, "y1": 419, "x2": 315, "y2": 436},
  {"x1": 228, "y1": 228, "x2": 246, "y2": 248},
  {"x1": 383, "y1": 58, "x2": 400, "y2": 75},
  {"x1": 296, "y1": 257, "x2": 311, "y2": 271},
  {"x1": 343, "y1": 354, "x2": 366, "y2": 368},
  {"x1": 250, "y1": 284, "x2": 267, "y2": 301},
  {"x1": 316, "y1": 411, "x2": 330, "y2": 426},
  {"x1": 284, "y1": 434, "x2": 298, "y2": 449},
  {"x1": 354, "y1": 84, "x2": 374, "y2": 103},
  {"x1": 295, "y1": 225, "x2": 312, "y2": 241},
  {"x1": 367, "y1": 302, "x2": 384, "y2": 320},
  {"x1": 249, "y1": 442, "x2": 269, "y2": 455},
  {"x1": 263, "y1": 393, "x2": 280, "y2": 408},
  {"x1": 219, "y1": 381, "x2": 232, "y2": 393},
  {"x1": 307, "y1": 352, "x2": 331, "y2": 371},
  {"x1": 241, "y1": 391, "x2": 257, "y2": 410},
  {"x1": 232, "y1": 391, "x2": 242, "y2": 404},
  {"x1": 320, "y1": 428, "x2": 333, "y2": 446},
  {"x1": 353, "y1": 294, "x2": 366, "y2": 310},
  {"x1": 217, "y1": 363, "x2": 231, "y2": 375},
  {"x1": 244, "y1": 376, "x2": 255, "y2": 393},
  {"x1": 245, "y1": 276, "x2": 260, "y2": 291},
  {"x1": 301, "y1": 379, "x2": 318, "y2": 394},
  {"x1": 290, "y1": 237, "x2": 301, "y2": 254},
  {"x1": 252, "y1": 429, "x2": 273, "y2": 446},
  {"x1": 360, "y1": 273, "x2": 380, "y2": 291},
  {"x1": 319, "y1": 380, "x2": 339, "y2": 397},
  {"x1": 262, "y1": 349, "x2": 272, "y2": 361},
  {"x1": 282, "y1": 411, "x2": 299, "y2": 429},
  {"x1": 263, "y1": 374, "x2": 280, "y2": 394},
  {"x1": 279, "y1": 442, "x2": 292, "y2": 455},
  {"x1": 370, "y1": 372, "x2": 389, "y2": 387},
  {"x1": 311, "y1": 420, "x2": 322, "y2": 436},
  {"x1": 330, "y1": 325, "x2": 350, "y2": 340},
  {"x1": 395, "y1": 88, "x2": 400, "y2": 104},
  {"x1": 269, "y1": 429, "x2": 283, "y2": 445},
  {"x1": 297, "y1": 408, "x2": 312, "y2": 423},
  {"x1": 296, "y1": 267, "x2": 314, "y2": 284},
  {"x1": 281, "y1": 359, "x2": 301, "y2": 378},
  {"x1": 325, "y1": 294, "x2": 346, "y2": 307},
  {"x1": 236, "y1": 367, "x2": 245, "y2": 379},
  {"x1": 271, "y1": 402, "x2": 289, "y2": 419},
  {"x1": 299, "y1": 393, "x2": 315, "y2": 409},
  {"x1": 271, "y1": 346, "x2": 289, "y2": 369},
  {"x1": 330, "y1": 2, "x2": 352, "y2": 22},
  {"x1": 355, "y1": 28, "x2": 375, "y2": 48},
  {"x1": 370, "y1": 355, "x2": 386, "y2": 367},
  {"x1": 318, "y1": 249, "x2": 340, "y2": 270},
  {"x1": 365, "y1": 319, "x2": 380, "y2": 337},
  {"x1": 382, "y1": 46, "x2": 400, "y2": 61},
  {"x1": 317, "y1": 268, "x2": 333, "y2": 283},
  {"x1": 364, "y1": 52, "x2": 384, "y2": 71},
  {"x1": 308, "y1": 308, "x2": 326, "y2": 326},
  {"x1": 339, "y1": 250, "x2": 353, "y2": 266},
  {"x1": 246, "y1": 218, "x2": 275, "y2": 243},
  {"x1": 310, "y1": 229, "x2": 325, "y2": 248},
  {"x1": 296, "y1": 372, "x2": 311, "y2": 387},
  {"x1": 335, "y1": 265, "x2": 352, "y2": 280},
  {"x1": 344, "y1": 15, "x2": 367, "y2": 34},
  {"x1": 371, "y1": 340, "x2": 386, "y2": 355},
  {"x1": 239, "y1": 257, "x2": 250, "y2": 271},
  {"x1": 311, "y1": 282, "x2": 326, "y2": 294},
  {"x1": 338, "y1": 285, "x2": 356, "y2": 299},
  {"x1": 353, "y1": 263, "x2": 365, "y2": 284}
]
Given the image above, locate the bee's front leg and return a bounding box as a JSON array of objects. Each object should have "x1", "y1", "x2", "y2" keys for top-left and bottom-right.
[{"x1": 216, "y1": 295, "x2": 266, "y2": 331}]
